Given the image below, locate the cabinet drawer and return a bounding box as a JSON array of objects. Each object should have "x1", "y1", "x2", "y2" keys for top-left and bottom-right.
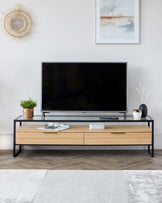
[
  {"x1": 16, "y1": 132, "x2": 83, "y2": 145},
  {"x1": 84, "y1": 132, "x2": 151, "y2": 145}
]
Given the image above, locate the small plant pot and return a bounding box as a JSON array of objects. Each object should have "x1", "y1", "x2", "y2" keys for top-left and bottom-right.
[
  {"x1": 23, "y1": 108, "x2": 33, "y2": 119},
  {"x1": 133, "y1": 109, "x2": 142, "y2": 120}
]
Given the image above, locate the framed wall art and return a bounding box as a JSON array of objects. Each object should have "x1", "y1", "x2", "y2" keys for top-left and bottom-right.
[{"x1": 96, "y1": 0, "x2": 140, "y2": 44}]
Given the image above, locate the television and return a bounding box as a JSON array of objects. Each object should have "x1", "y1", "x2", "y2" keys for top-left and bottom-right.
[{"x1": 42, "y1": 62, "x2": 127, "y2": 113}]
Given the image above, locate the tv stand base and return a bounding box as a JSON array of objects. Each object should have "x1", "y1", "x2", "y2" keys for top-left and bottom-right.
[{"x1": 13, "y1": 115, "x2": 154, "y2": 158}]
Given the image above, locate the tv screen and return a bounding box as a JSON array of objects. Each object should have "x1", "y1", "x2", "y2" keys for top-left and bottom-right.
[{"x1": 42, "y1": 63, "x2": 127, "y2": 112}]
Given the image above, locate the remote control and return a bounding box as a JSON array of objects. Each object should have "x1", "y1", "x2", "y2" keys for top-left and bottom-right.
[{"x1": 100, "y1": 116, "x2": 119, "y2": 120}]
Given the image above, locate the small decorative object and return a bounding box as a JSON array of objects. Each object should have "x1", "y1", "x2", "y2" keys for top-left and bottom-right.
[
  {"x1": 38, "y1": 123, "x2": 71, "y2": 131},
  {"x1": 45, "y1": 123, "x2": 61, "y2": 129},
  {"x1": 136, "y1": 82, "x2": 150, "y2": 117},
  {"x1": 96, "y1": 0, "x2": 139, "y2": 44},
  {"x1": 89, "y1": 123, "x2": 105, "y2": 130},
  {"x1": 133, "y1": 109, "x2": 142, "y2": 120},
  {"x1": 2, "y1": 4, "x2": 33, "y2": 40},
  {"x1": 20, "y1": 98, "x2": 37, "y2": 119},
  {"x1": 139, "y1": 104, "x2": 148, "y2": 117}
]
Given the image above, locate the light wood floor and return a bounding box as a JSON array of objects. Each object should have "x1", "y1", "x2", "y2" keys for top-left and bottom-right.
[{"x1": 0, "y1": 150, "x2": 162, "y2": 170}]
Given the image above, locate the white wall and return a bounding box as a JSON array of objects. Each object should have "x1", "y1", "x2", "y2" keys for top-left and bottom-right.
[{"x1": 0, "y1": 0, "x2": 162, "y2": 149}]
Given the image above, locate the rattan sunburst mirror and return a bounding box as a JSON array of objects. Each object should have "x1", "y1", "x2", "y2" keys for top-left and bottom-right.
[{"x1": 3, "y1": 4, "x2": 32, "y2": 39}]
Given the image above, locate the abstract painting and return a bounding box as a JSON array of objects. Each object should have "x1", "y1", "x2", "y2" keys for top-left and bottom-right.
[{"x1": 96, "y1": 0, "x2": 139, "y2": 44}]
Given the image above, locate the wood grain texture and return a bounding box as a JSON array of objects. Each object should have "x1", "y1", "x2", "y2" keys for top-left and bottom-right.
[
  {"x1": 85, "y1": 133, "x2": 151, "y2": 145},
  {"x1": 16, "y1": 125, "x2": 151, "y2": 145},
  {"x1": 0, "y1": 150, "x2": 161, "y2": 170},
  {"x1": 16, "y1": 125, "x2": 151, "y2": 133},
  {"x1": 16, "y1": 133, "x2": 83, "y2": 145}
]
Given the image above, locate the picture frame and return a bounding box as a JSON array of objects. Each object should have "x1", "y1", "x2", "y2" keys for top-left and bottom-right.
[{"x1": 96, "y1": 0, "x2": 140, "y2": 44}]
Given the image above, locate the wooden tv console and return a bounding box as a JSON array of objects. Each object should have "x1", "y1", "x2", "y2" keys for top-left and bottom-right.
[{"x1": 13, "y1": 115, "x2": 154, "y2": 157}]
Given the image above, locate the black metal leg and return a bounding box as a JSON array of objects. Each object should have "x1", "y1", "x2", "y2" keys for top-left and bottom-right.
[
  {"x1": 13, "y1": 145, "x2": 22, "y2": 157},
  {"x1": 148, "y1": 145, "x2": 150, "y2": 153},
  {"x1": 13, "y1": 120, "x2": 16, "y2": 157},
  {"x1": 13, "y1": 121, "x2": 22, "y2": 157},
  {"x1": 147, "y1": 121, "x2": 154, "y2": 157},
  {"x1": 147, "y1": 122, "x2": 151, "y2": 156},
  {"x1": 152, "y1": 121, "x2": 154, "y2": 157}
]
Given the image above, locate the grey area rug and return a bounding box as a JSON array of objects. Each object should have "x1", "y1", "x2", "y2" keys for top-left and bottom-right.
[
  {"x1": 0, "y1": 170, "x2": 47, "y2": 202},
  {"x1": 125, "y1": 170, "x2": 162, "y2": 203},
  {"x1": 0, "y1": 170, "x2": 162, "y2": 203}
]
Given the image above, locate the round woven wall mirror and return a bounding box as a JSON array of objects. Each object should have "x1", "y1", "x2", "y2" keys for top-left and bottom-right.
[{"x1": 3, "y1": 4, "x2": 32, "y2": 39}]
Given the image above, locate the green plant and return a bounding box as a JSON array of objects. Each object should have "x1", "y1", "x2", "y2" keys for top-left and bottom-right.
[{"x1": 20, "y1": 98, "x2": 37, "y2": 109}]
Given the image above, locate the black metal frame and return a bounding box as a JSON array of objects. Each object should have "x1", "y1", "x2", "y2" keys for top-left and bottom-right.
[{"x1": 13, "y1": 115, "x2": 154, "y2": 157}]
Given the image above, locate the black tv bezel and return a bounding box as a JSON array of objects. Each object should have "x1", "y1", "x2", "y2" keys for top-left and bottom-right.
[{"x1": 41, "y1": 62, "x2": 128, "y2": 113}]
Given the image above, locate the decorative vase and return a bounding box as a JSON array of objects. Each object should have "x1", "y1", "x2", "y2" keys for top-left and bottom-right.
[
  {"x1": 139, "y1": 104, "x2": 148, "y2": 117},
  {"x1": 23, "y1": 108, "x2": 33, "y2": 119},
  {"x1": 133, "y1": 109, "x2": 142, "y2": 120}
]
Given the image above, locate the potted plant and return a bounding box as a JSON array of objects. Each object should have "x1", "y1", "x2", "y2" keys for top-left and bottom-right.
[{"x1": 20, "y1": 98, "x2": 37, "y2": 119}]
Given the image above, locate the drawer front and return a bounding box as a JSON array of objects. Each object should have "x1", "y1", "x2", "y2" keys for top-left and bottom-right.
[
  {"x1": 84, "y1": 133, "x2": 152, "y2": 145},
  {"x1": 16, "y1": 132, "x2": 83, "y2": 145}
]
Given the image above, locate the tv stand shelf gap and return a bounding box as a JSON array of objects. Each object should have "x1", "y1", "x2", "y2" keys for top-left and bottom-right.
[{"x1": 13, "y1": 115, "x2": 154, "y2": 157}]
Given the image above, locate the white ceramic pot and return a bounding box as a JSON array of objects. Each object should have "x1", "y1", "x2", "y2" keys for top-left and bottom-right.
[{"x1": 133, "y1": 111, "x2": 142, "y2": 120}]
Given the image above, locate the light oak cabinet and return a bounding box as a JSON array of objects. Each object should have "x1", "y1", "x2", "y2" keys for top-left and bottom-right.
[
  {"x1": 13, "y1": 115, "x2": 154, "y2": 157},
  {"x1": 84, "y1": 132, "x2": 151, "y2": 145},
  {"x1": 16, "y1": 125, "x2": 151, "y2": 145}
]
